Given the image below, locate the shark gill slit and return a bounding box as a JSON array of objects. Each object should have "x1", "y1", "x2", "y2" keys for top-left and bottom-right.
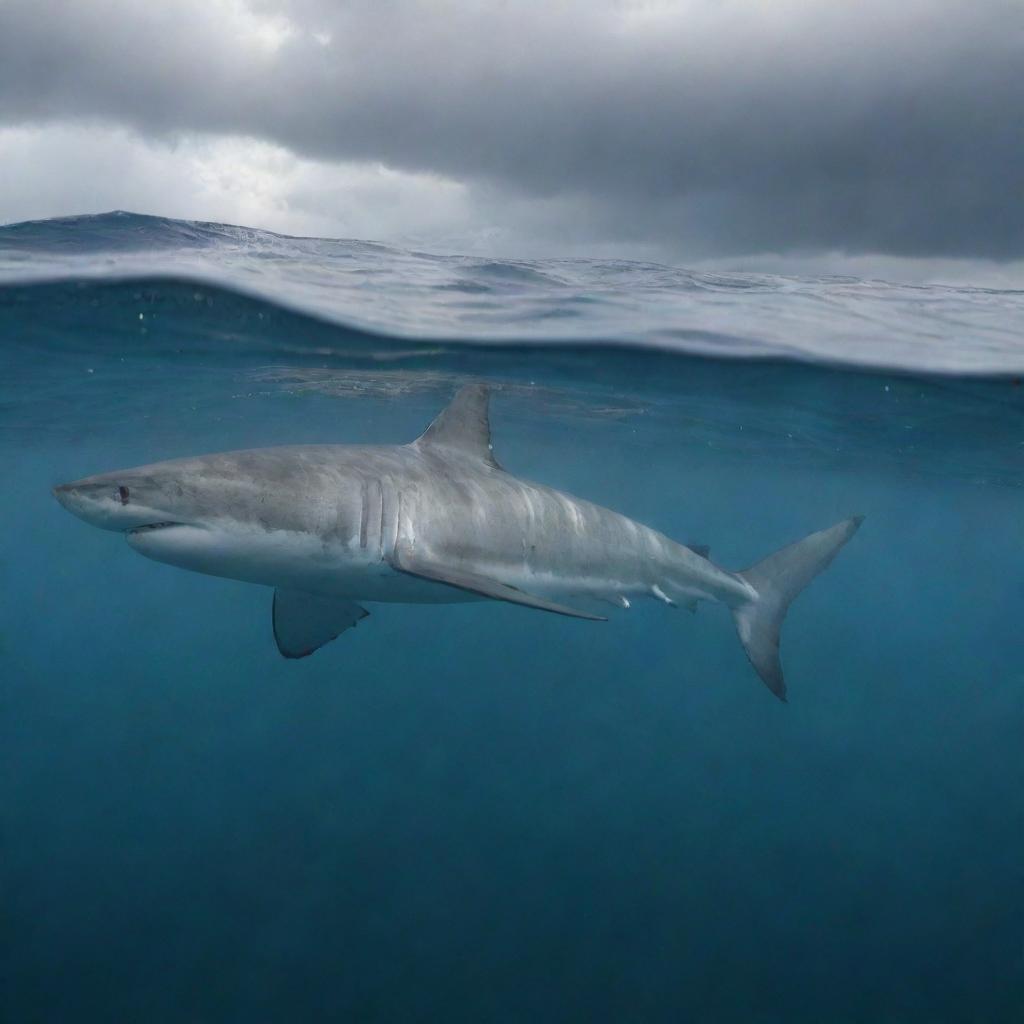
[{"x1": 358, "y1": 477, "x2": 369, "y2": 549}]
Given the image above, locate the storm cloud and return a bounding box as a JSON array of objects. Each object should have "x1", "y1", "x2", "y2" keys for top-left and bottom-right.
[{"x1": 1, "y1": 0, "x2": 1022, "y2": 260}]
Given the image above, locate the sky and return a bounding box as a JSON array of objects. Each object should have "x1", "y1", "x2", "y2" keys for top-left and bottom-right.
[{"x1": 0, "y1": 0, "x2": 1022, "y2": 281}]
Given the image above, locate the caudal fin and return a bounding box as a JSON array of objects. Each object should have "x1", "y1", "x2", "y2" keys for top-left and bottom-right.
[{"x1": 731, "y1": 516, "x2": 863, "y2": 701}]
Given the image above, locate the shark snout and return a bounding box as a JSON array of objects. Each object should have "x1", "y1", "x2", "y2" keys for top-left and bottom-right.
[
  {"x1": 53, "y1": 481, "x2": 86, "y2": 506},
  {"x1": 53, "y1": 481, "x2": 84, "y2": 514},
  {"x1": 52, "y1": 474, "x2": 165, "y2": 532},
  {"x1": 53, "y1": 478, "x2": 104, "y2": 525}
]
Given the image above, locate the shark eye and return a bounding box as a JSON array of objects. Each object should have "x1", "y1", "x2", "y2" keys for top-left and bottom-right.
[{"x1": 118, "y1": 486, "x2": 130, "y2": 506}]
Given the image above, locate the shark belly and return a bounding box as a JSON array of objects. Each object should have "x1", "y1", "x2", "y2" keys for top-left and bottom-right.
[{"x1": 125, "y1": 519, "x2": 482, "y2": 604}]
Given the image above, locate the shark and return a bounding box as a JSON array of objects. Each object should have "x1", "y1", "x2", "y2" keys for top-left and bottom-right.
[{"x1": 53, "y1": 383, "x2": 862, "y2": 700}]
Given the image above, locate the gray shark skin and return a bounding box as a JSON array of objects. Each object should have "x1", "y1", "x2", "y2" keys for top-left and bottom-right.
[{"x1": 53, "y1": 384, "x2": 862, "y2": 699}]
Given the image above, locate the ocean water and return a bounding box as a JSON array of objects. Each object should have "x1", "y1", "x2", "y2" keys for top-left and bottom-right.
[{"x1": 2, "y1": 212, "x2": 1022, "y2": 1022}]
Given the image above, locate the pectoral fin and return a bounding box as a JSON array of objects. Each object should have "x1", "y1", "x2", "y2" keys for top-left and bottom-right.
[
  {"x1": 273, "y1": 589, "x2": 369, "y2": 659},
  {"x1": 391, "y1": 549, "x2": 605, "y2": 621}
]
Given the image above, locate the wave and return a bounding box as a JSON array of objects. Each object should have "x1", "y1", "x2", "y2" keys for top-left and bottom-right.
[{"x1": 2, "y1": 211, "x2": 1023, "y2": 376}]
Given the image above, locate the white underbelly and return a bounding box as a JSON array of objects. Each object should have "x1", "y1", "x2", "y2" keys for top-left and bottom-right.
[
  {"x1": 126, "y1": 523, "x2": 481, "y2": 603},
  {"x1": 125, "y1": 522, "x2": 662, "y2": 610}
]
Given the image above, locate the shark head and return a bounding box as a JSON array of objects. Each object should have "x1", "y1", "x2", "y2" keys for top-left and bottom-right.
[
  {"x1": 53, "y1": 449, "x2": 371, "y2": 588},
  {"x1": 55, "y1": 461, "x2": 227, "y2": 578},
  {"x1": 54, "y1": 464, "x2": 196, "y2": 534}
]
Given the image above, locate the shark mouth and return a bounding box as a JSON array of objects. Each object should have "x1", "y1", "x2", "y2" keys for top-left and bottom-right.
[{"x1": 128, "y1": 521, "x2": 183, "y2": 534}]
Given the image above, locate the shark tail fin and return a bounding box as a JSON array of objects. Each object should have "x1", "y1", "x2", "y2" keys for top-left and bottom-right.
[{"x1": 731, "y1": 516, "x2": 863, "y2": 701}]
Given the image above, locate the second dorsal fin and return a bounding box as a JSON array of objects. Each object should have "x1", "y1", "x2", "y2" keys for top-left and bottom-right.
[{"x1": 413, "y1": 383, "x2": 498, "y2": 467}]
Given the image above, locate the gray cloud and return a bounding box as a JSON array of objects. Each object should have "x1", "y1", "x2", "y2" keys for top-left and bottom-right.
[{"x1": 0, "y1": 0, "x2": 1022, "y2": 259}]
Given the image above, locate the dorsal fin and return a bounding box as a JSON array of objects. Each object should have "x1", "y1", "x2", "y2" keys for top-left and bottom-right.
[{"x1": 413, "y1": 383, "x2": 498, "y2": 467}]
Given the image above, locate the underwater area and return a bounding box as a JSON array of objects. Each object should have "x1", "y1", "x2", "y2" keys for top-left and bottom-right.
[{"x1": 2, "y1": 213, "x2": 1023, "y2": 1021}]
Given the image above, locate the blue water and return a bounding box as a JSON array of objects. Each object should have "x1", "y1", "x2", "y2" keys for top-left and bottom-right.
[{"x1": 2, "y1": 213, "x2": 1023, "y2": 1021}]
